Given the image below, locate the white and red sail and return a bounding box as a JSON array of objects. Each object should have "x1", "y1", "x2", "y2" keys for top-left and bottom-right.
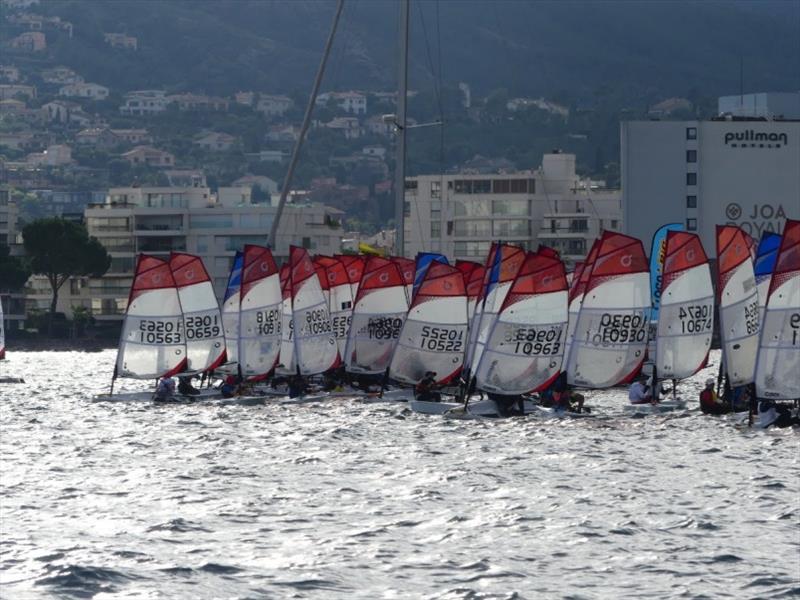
[
  {"x1": 716, "y1": 226, "x2": 760, "y2": 386},
  {"x1": 290, "y1": 246, "x2": 339, "y2": 375},
  {"x1": 116, "y1": 255, "x2": 186, "y2": 379},
  {"x1": 655, "y1": 232, "x2": 713, "y2": 380},
  {"x1": 220, "y1": 251, "x2": 244, "y2": 366},
  {"x1": 476, "y1": 251, "x2": 568, "y2": 394},
  {"x1": 563, "y1": 239, "x2": 599, "y2": 372},
  {"x1": 389, "y1": 262, "x2": 469, "y2": 385},
  {"x1": 391, "y1": 256, "x2": 416, "y2": 304},
  {"x1": 464, "y1": 243, "x2": 526, "y2": 372},
  {"x1": 335, "y1": 254, "x2": 366, "y2": 301},
  {"x1": 169, "y1": 252, "x2": 226, "y2": 373},
  {"x1": 566, "y1": 231, "x2": 650, "y2": 388},
  {"x1": 344, "y1": 256, "x2": 408, "y2": 374},
  {"x1": 276, "y1": 263, "x2": 295, "y2": 375},
  {"x1": 456, "y1": 260, "x2": 483, "y2": 321},
  {"x1": 238, "y1": 245, "x2": 282, "y2": 379},
  {"x1": 755, "y1": 219, "x2": 800, "y2": 400},
  {"x1": 315, "y1": 255, "x2": 354, "y2": 358}
]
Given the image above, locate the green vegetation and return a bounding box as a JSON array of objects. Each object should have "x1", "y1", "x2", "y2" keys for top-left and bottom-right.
[
  {"x1": 22, "y1": 218, "x2": 110, "y2": 330},
  {"x1": 0, "y1": 245, "x2": 30, "y2": 292}
]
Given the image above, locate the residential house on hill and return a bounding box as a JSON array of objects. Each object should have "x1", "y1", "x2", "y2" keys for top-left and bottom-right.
[
  {"x1": 58, "y1": 82, "x2": 109, "y2": 100},
  {"x1": 0, "y1": 84, "x2": 35, "y2": 100},
  {"x1": 165, "y1": 169, "x2": 206, "y2": 187},
  {"x1": 316, "y1": 91, "x2": 367, "y2": 115},
  {"x1": 362, "y1": 145, "x2": 386, "y2": 159},
  {"x1": 75, "y1": 127, "x2": 119, "y2": 149},
  {"x1": 121, "y1": 145, "x2": 175, "y2": 168},
  {"x1": 244, "y1": 149, "x2": 286, "y2": 163},
  {"x1": 0, "y1": 66, "x2": 21, "y2": 82},
  {"x1": 365, "y1": 115, "x2": 393, "y2": 137},
  {"x1": 265, "y1": 124, "x2": 299, "y2": 144},
  {"x1": 0, "y1": 131, "x2": 35, "y2": 150},
  {"x1": 194, "y1": 131, "x2": 236, "y2": 151},
  {"x1": 255, "y1": 94, "x2": 293, "y2": 117},
  {"x1": 42, "y1": 66, "x2": 82, "y2": 84},
  {"x1": 119, "y1": 90, "x2": 168, "y2": 115},
  {"x1": 110, "y1": 128, "x2": 150, "y2": 145},
  {"x1": 41, "y1": 99, "x2": 77, "y2": 123},
  {"x1": 0, "y1": 98, "x2": 27, "y2": 116},
  {"x1": 8, "y1": 31, "x2": 46, "y2": 52},
  {"x1": 26, "y1": 144, "x2": 73, "y2": 167},
  {"x1": 325, "y1": 117, "x2": 362, "y2": 139},
  {"x1": 168, "y1": 93, "x2": 229, "y2": 111},
  {"x1": 104, "y1": 33, "x2": 137, "y2": 50},
  {"x1": 232, "y1": 174, "x2": 278, "y2": 196}
]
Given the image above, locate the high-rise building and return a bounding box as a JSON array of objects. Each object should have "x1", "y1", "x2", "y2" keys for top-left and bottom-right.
[{"x1": 404, "y1": 152, "x2": 621, "y2": 265}]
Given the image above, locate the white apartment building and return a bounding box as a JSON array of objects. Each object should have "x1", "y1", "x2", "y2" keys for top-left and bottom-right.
[
  {"x1": 316, "y1": 91, "x2": 367, "y2": 115},
  {"x1": 58, "y1": 82, "x2": 109, "y2": 100},
  {"x1": 404, "y1": 152, "x2": 621, "y2": 266},
  {"x1": 621, "y1": 103, "x2": 800, "y2": 255},
  {"x1": 83, "y1": 186, "x2": 343, "y2": 320},
  {"x1": 119, "y1": 90, "x2": 168, "y2": 115}
]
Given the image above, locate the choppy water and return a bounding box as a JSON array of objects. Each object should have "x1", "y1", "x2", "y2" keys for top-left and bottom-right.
[{"x1": 0, "y1": 349, "x2": 798, "y2": 599}]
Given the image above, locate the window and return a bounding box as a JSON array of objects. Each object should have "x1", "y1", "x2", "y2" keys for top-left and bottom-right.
[
  {"x1": 454, "y1": 198, "x2": 491, "y2": 217},
  {"x1": 404, "y1": 179, "x2": 418, "y2": 192},
  {"x1": 686, "y1": 150, "x2": 697, "y2": 163},
  {"x1": 686, "y1": 172, "x2": 697, "y2": 186},
  {"x1": 493, "y1": 219, "x2": 530, "y2": 237},
  {"x1": 302, "y1": 237, "x2": 311, "y2": 249},
  {"x1": 493, "y1": 179, "x2": 510, "y2": 194},
  {"x1": 472, "y1": 180, "x2": 491, "y2": 194},
  {"x1": 430, "y1": 200, "x2": 441, "y2": 219},
  {"x1": 687, "y1": 218, "x2": 697, "y2": 231},
  {"x1": 190, "y1": 215, "x2": 233, "y2": 229},
  {"x1": 430, "y1": 221, "x2": 441, "y2": 238},
  {"x1": 493, "y1": 199, "x2": 529, "y2": 216},
  {"x1": 431, "y1": 181, "x2": 441, "y2": 198},
  {"x1": 527, "y1": 179, "x2": 536, "y2": 194},
  {"x1": 454, "y1": 220, "x2": 491, "y2": 236},
  {"x1": 454, "y1": 180, "x2": 472, "y2": 194},
  {"x1": 686, "y1": 195, "x2": 697, "y2": 208},
  {"x1": 570, "y1": 219, "x2": 588, "y2": 232},
  {"x1": 453, "y1": 241, "x2": 491, "y2": 257},
  {"x1": 611, "y1": 220, "x2": 619, "y2": 229},
  {"x1": 686, "y1": 127, "x2": 697, "y2": 140},
  {"x1": 403, "y1": 201, "x2": 411, "y2": 217},
  {"x1": 509, "y1": 179, "x2": 528, "y2": 194}
]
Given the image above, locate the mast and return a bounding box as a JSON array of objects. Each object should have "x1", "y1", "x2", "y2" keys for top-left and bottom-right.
[
  {"x1": 268, "y1": 0, "x2": 345, "y2": 253},
  {"x1": 394, "y1": 0, "x2": 409, "y2": 257}
]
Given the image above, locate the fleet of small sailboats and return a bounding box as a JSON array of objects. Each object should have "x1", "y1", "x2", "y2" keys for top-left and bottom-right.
[{"x1": 85, "y1": 220, "x2": 800, "y2": 426}]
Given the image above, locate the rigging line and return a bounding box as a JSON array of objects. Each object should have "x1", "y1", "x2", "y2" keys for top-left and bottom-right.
[
  {"x1": 416, "y1": 2, "x2": 441, "y2": 113},
  {"x1": 327, "y1": 0, "x2": 354, "y2": 94},
  {"x1": 434, "y1": 0, "x2": 445, "y2": 246}
]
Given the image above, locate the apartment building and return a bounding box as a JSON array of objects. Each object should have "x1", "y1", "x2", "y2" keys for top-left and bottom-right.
[
  {"x1": 119, "y1": 90, "x2": 168, "y2": 115},
  {"x1": 83, "y1": 186, "x2": 343, "y2": 320},
  {"x1": 403, "y1": 152, "x2": 621, "y2": 266},
  {"x1": 0, "y1": 186, "x2": 25, "y2": 332}
]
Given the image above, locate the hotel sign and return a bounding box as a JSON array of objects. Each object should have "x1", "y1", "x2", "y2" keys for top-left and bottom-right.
[
  {"x1": 725, "y1": 202, "x2": 788, "y2": 237},
  {"x1": 724, "y1": 130, "x2": 788, "y2": 149}
]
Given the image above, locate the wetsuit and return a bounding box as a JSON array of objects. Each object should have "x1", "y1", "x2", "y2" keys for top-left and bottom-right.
[
  {"x1": 178, "y1": 376, "x2": 200, "y2": 396},
  {"x1": 416, "y1": 375, "x2": 441, "y2": 402},
  {"x1": 700, "y1": 388, "x2": 730, "y2": 415},
  {"x1": 154, "y1": 378, "x2": 175, "y2": 401}
]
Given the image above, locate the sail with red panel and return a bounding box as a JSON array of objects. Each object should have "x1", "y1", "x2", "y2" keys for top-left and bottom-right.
[
  {"x1": 464, "y1": 243, "x2": 526, "y2": 372},
  {"x1": 315, "y1": 255, "x2": 354, "y2": 359},
  {"x1": 389, "y1": 262, "x2": 469, "y2": 386},
  {"x1": 655, "y1": 231, "x2": 713, "y2": 380},
  {"x1": 391, "y1": 256, "x2": 416, "y2": 304},
  {"x1": 456, "y1": 260, "x2": 483, "y2": 321},
  {"x1": 344, "y1": 256, "x2": 409, "y2": 374},
  {"x1": 115, "y1": 255, "x2": 186, "y2": 379},
  {"x1": 276, "y1": 263, "x2": 295, "y2": 375},
  {"x1": 566, "y1": 231, "x2": 650, "y2": 388},
  {"x1": 716, "y1": 226, "x2": 760, "y2": 387},
  {"x1": 168, "y1": 252, "x2": 226, "y2": 373},
  {"x1": 562, "y1": 239, "x2": 600, "y2": 372},
  {"x1": 238, "y1": 245, "x2": 282, "y2": 379},
  {"x1": 290, "y1": 246, "x2": 339, "y2": 375},
  {"x1": 336, "y1": 254, "x2": 366, "y2": 300},
  {"x1": 755, "y1": 219, "x2": 800, "y2": 400},
  {"x1": 476, "y1": 251, "x2": 569, "y2": 394}
]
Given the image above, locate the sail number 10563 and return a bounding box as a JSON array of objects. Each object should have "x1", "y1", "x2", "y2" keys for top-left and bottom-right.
[{"x1": 138, "y1": 319, "x2": 182, "y2": 344}]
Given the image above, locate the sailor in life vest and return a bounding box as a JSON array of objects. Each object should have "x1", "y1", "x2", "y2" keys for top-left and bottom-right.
[
  {"x1": 154, "y1": 376, "x2": 176, "y2": 401},
  {"x1": 699, "y1": 378, "x2": 729, "y2": 415},
  {"x1": 416, "y1": 371, "x2": 441, "y2": 402},
  {"x1": 628, "y1": 374, "x2": 653, "y2": 405}
]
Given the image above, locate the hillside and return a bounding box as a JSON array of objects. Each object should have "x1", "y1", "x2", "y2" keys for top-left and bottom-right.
[{"x1": 17, "y1": 0, "x2": 800, "y2": 100}]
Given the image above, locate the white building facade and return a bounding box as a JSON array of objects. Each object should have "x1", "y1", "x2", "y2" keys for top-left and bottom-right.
[
  {"x1": 621, "y1": 118, "x2": 800, "y2": 255},
  {"x1": 83, "y1": 186, "x2": 343, "y2": 320},
  {"x1": 404, "y1": 152, "x2": 621, "y2": 265}
]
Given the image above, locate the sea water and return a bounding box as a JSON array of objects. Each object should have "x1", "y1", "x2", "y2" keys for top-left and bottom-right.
[{"x1": 0, "y1": 349, "x2": 798, "y2": 599}]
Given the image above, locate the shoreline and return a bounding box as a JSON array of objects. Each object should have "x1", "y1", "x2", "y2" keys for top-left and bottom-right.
[{"x1": 5, "y1": 338, "x2": 115, "y2": 352}]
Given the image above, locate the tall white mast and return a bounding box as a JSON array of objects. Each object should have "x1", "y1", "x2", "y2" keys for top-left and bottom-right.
[{"x1": 393, "y1": 0, "x2": 409, "y2": 257}]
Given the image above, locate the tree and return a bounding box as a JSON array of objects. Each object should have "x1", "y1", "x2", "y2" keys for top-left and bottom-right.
[
  {"x1": 22, "y1": 218, "x2": 110, "y2": 332},
  {"x1": 0, "y1": 245, "x2": 30, "y2": 291}
]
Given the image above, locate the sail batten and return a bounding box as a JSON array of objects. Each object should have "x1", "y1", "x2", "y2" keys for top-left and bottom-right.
[{"x1": 238, "y1": 245, "x2": 282, "y2": 378}]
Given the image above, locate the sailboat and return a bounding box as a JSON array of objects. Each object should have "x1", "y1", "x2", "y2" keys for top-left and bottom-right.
[
  {"x1": 754, "y1": 218, "x2": 799, "y2": 403},
  {"x1": 314, "y1": 255, "x2": 354, "y2": 359},
  {"x1": 716, "y1": 225, "x2": 760, "y2": 390},
  {"x1": 238, "y1": 245, "x2": 282, "y2": 379},
  {"x1": 220, "y1": 251, "x2": 244, "y2": 369},
  {"x1": 562, "y1": 239, "x2": 600, "y2": 373},
  {"x1": 389, "y1": 261, "x2": 468, "y2": 400},
  {"x1": 754, "y1": 231, "x2": 782, "y2": 328},
  {"x1": 275, "y1": 264, "x2": 296, "y2": 376},
  {"x1": 652, "y1": 231, "x2": 713, "y2": 409},
  {"x1": 566, "y1": 231, "x2": 650, "y2": 390},
  {"x1": 344, "y1": 256, "x2": 408, "y2": 376}
]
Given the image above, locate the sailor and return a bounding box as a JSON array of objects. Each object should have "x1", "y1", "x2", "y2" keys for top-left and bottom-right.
[
  {"x1": 415, "y1": 371, "x2": 441, "y2": 402},
  {"x1": 699, "y1": 378, "x2": 730, "y2": 415},
  {"x1": 757, "y1": 399, "x2": 800, "y2": 428},
  {"x1": 221, "y1": 374, "x2": 238, "y2": 398},
  {"x1": 178, "y1": 375, "x2": 201, "y2": 396},
  {"x1": 288, "y1": 374, "x2": 307, "y2": 399},
  {"x1": 488, "y1": 392, "x2": 525, "y2": 417},
  {"x1": 154, "y1": 376, "x2": 176, "y2": 401},
  {"x1": 322, "y1": 370, "x2": 344, "y2": 392},
  {"x1": 628, "y1": 375, "x2": 653, "y2": 405}
]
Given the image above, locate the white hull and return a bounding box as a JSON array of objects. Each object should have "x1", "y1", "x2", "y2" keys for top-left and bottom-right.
[{"x1": 624, "y1": 399, "x2": 687, "y2": 415}]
